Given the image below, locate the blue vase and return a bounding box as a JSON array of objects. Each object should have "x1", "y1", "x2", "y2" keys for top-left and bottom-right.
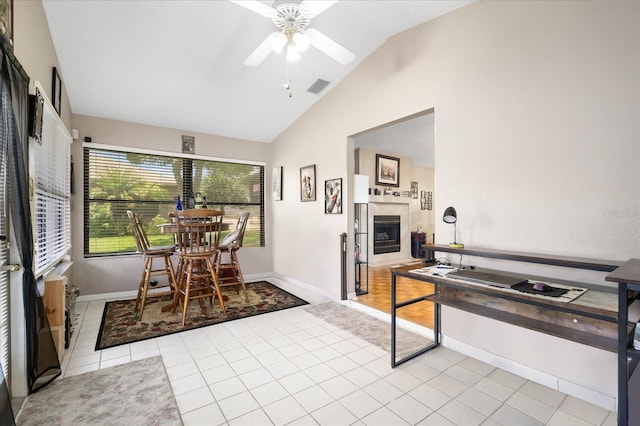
[{"x1": 176, "y1": 196, "x2": 183, "y2": 211}]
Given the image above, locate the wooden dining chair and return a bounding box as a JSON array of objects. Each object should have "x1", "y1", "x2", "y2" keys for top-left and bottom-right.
[
  {"x1": 215, "y1": 212, "x2": 250, "y2": 302},
  {"x1": 173, "y1": 209, "x2": 227, "y2": 326},
  {"x1": 127, "y1": 210, "x2": 177, "y2": 320}
]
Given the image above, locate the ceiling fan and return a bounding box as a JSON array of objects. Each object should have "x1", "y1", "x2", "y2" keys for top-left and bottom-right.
[{"x1": 231, "y1": 0, "x2": 356, "y2": 67}]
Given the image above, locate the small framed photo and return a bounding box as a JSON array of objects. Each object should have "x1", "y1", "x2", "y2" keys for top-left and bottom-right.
[
  {"x1": 300, "y1": 164, "x2": 316, "y2": 202},
  {"x1": 324, "y1": 178, "x2": 342, "y2": 214},
  {"x1": 411, "y1": 181, "x2": 418, "y2": 199},
  {"x1": 182, "y1": 135, "x2": 195, "y2": 154},
  {"x1": 272, "y1": 166, "x2": 283, "y2": 201},
  {"x1": 375, "y1": 154, "x2": 400, "y2": 187},
  {"x1": 52, "y1": 67, "x2": 62, "y2": 115}
]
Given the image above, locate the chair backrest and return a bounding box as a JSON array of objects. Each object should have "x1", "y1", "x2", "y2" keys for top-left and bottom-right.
[
  {"x1": 127, "y1": 210, "x2": 150, "y2": 253},
  {"x1": 174, "y1": 209, "x2": 224, "y2": 256},
  {"x1": 221, "y1": 212, "x2": 250, "y2": 249}
]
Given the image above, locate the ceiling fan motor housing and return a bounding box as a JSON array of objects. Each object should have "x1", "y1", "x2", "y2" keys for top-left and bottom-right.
[{"x1": 272, "y1": 2, "x2": 309, "y2": 32}]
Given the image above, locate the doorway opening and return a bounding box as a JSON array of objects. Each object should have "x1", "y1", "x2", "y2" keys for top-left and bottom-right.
[{"x1": 351, "y1": 109, "x2": 435, "y2": 329}]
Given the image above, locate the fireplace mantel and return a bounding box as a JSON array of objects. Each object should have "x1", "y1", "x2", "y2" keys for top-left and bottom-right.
[{"x1": 368, "y1": 195, "x2": 411, "y2": 205}]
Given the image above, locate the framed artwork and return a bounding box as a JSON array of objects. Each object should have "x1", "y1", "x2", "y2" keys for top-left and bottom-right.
[
  {"x1": 300, "y1": 164, "x2": 316, "y2": 201},
  {"x1": 272, "y1": 166, "x2": 283, "y2": 201},
  {"x1": 182, "y1": 135, "x2": 195, "y2": 154},
  {"x1": 411, "y1": 181, "x2": 418, "y2": 199},
  {"x1": 324, "y1": 178, "x2": 342, "y2": 214},
  {"x1": 52, "y1": 67, "x2": 62, "y2": 115},
  {"x1": 375, "y1": 154, "x2": 400, "y2": 187},
  {"x1": 0, "y1": 0, "x2": 13, "y2": 47},
  {"x1": 421, "y1": 190, "x2": 433, "y2": 210}
]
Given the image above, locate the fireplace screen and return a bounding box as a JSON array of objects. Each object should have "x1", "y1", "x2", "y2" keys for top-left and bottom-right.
[{"x1": 373, "y1": 215, "x2": 401, "y2": 254}]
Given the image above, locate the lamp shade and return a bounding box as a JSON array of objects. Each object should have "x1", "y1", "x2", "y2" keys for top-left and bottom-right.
[{"x1": 443, "y1": 206, "x2": 457, "y2": 224}]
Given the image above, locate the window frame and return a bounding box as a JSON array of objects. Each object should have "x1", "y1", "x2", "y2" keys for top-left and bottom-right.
[{"x1": 82, "y1": 143, "x2": 265, "y2": 257}]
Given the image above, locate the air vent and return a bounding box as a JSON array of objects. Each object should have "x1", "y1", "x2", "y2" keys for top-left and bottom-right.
[{"x1": 307, "y1": 79, "x2": 330, "y2": 95}]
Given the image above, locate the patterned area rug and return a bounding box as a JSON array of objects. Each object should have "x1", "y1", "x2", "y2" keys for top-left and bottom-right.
[
  {"x1": 17, "y1": 357, "x2": 180, "y2": 425},
  {"x1": 304, "y1": 302, "x2": 430, "y2": 360},
  {"x1": 96, "y1": 281, "x2": 308, "y2": 350}
]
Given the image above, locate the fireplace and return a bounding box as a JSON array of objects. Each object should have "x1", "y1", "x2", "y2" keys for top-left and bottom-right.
[{"x1": 373, "y1": 215, "x2": 401, "y2": 254}]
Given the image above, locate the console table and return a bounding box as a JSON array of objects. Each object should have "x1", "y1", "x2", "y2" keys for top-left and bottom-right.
[
  {"x1": 605, "y1": 258, "x2": 640, "y2": 426},
  {"x1": 390, "y1": 245, "x2": 630, "y2": 423}
]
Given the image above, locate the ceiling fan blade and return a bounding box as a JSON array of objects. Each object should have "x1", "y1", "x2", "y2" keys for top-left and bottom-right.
[
  {"x1": 300, "y1": 1, "x2": 337, "y2": 18},
  {"x1": 244, "y1": 32, "x2": 280, "y2": 67},
  {"x1": 230, "y1": 0, "x2": 275, "y2": 18},
  {"x1": 306, "y1": 28, "x2": 355, "y2": 65}
]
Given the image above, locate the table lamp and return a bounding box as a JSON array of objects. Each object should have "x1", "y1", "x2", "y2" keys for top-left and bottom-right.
[{"x1": 443, "y1": 206, "x2": 464, "y2": 248}]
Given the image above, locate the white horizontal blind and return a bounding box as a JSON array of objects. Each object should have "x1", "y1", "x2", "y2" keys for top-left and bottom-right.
[{"x1": 30, "y1": 88, "x2": 71, "y2": 277}]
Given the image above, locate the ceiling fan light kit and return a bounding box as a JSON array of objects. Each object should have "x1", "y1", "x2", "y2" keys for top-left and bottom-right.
[{"x1": 232, "y1": 0, "x2": 355, "y2": 67}]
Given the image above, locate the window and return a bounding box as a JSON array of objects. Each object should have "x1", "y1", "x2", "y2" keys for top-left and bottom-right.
[
  {"x1": 83, "y1": 146, "x2": 264, "y2": 256},
  {"x1": 30, "y1": 88, "x2": 72, "y2": 277}
]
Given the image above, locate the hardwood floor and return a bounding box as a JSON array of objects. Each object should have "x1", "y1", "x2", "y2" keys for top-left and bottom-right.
[{"x1": 354, "y1": 261, "x2": 435, "y2": 329}]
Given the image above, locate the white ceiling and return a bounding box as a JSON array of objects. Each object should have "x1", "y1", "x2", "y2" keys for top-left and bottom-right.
[
  {"x1": 42, "y1": 0, "x2": 470, "y2": 145},
  {"x1": 354, "y1": 112, "x2": 434, "y2": 168}
]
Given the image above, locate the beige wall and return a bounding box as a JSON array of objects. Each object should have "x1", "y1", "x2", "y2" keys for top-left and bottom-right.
[
  {"x1": 14, "y1": 0, "x2": 72, "y2": 130},
  {"x1": 271, "y1": 0, "x2": 640, "y2": 406},
  {"x1": 71, "y1": 114, "x2": 272, "y2": 295}
]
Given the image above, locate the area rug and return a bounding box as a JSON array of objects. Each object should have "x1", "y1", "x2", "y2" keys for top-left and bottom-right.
[
  {"x1": 16, "y1": 356, "x2": 180, "y2": 425},
  {"x1": 96, "y1": 281, "x2": 308, "y2": 350},
  {"x1": 304, "y1": 302, "x2": 430, "y2": 360}
]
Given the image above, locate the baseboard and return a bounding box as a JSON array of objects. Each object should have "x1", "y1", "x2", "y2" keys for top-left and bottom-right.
[
  {"x1": 443, "y1": 336, "x2": 616, "y2": 412},
  {"x1": 75, "y1": 272, "x2": 332, "y2": 304}
]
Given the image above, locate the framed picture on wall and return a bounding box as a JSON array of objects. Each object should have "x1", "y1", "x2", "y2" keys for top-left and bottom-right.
[
  {"x1": 300, "y1": 164, "x2": 316, "y2": 201},
  {"x1": 375, "y1": 154, "x2": 400, "y2": 187},
  {"x1": 411, "y1": 181, "x2": 418, "y2": 199},
  {"x1": 272, "y1": 166, "x2": 283, "y2": 201},
  {"x1": 324, "y1": 178, "x2": 342, "y2": 214},
  {"x1": 52, "y1": 67, "x2": 62, "y2": 115}
]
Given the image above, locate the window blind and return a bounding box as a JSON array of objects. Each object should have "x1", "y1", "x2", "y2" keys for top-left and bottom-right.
[
  {"x1": 30, "y1": 92, "x2": 71, "y2": 277},
  {"x1": 84, "y1": 147, "x2": 264, "y2": 256}
]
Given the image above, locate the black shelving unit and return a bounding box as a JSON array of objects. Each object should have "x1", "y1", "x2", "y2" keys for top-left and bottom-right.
[{"x1": 355, "y1": 203, "x2": 368, "y2": 295}]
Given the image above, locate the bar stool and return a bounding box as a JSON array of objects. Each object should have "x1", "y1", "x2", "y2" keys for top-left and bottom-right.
[
  {"x1": 173, "y1": 209, "x2": 227, "y2": 326},
  {"x1": 127, "y1": 210, "x2": 177, "y2": 320},
  {"x1": 215, "y1": 212, "x2": 250, "y2": 302}
]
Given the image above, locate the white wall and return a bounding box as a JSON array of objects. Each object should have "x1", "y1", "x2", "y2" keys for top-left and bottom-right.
[
  {"x1": 70, "y1": 115, "x2": 273, "y2": 296},
  {"x1": 270, "y1": 0, "x2": 639, "y2": 406}
]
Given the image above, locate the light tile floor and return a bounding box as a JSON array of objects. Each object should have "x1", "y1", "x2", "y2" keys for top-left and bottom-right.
[{"x1": 60, "y1": 283, "x2": 617, "y2": 426}]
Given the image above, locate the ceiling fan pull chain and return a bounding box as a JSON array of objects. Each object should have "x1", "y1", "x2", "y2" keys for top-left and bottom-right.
[{"x1": 284, "y1": 61, "x2": 293, "y2": 98}]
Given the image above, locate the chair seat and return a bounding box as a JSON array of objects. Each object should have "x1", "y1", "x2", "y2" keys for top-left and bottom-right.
[{"x1": 145, "y1": 245, "x2": 176, "y2": 255}]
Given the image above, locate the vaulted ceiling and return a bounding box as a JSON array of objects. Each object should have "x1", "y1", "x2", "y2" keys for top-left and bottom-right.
[{"x1": 43, "y1": 1, "x2": 471, "y2": 145}]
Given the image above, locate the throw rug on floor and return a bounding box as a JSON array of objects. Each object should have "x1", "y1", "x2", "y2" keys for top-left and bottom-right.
[
  {"x1": 17, "y1": 356, "x2": 180, "y2": 425},
  {"x1": 96, "y1": 281, "x2": 308, "y2": 350}
]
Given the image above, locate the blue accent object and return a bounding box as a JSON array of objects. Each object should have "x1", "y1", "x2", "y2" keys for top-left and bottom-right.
[{"x1": 176, "y1": 196, "x2": 182, "y2": 211}]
